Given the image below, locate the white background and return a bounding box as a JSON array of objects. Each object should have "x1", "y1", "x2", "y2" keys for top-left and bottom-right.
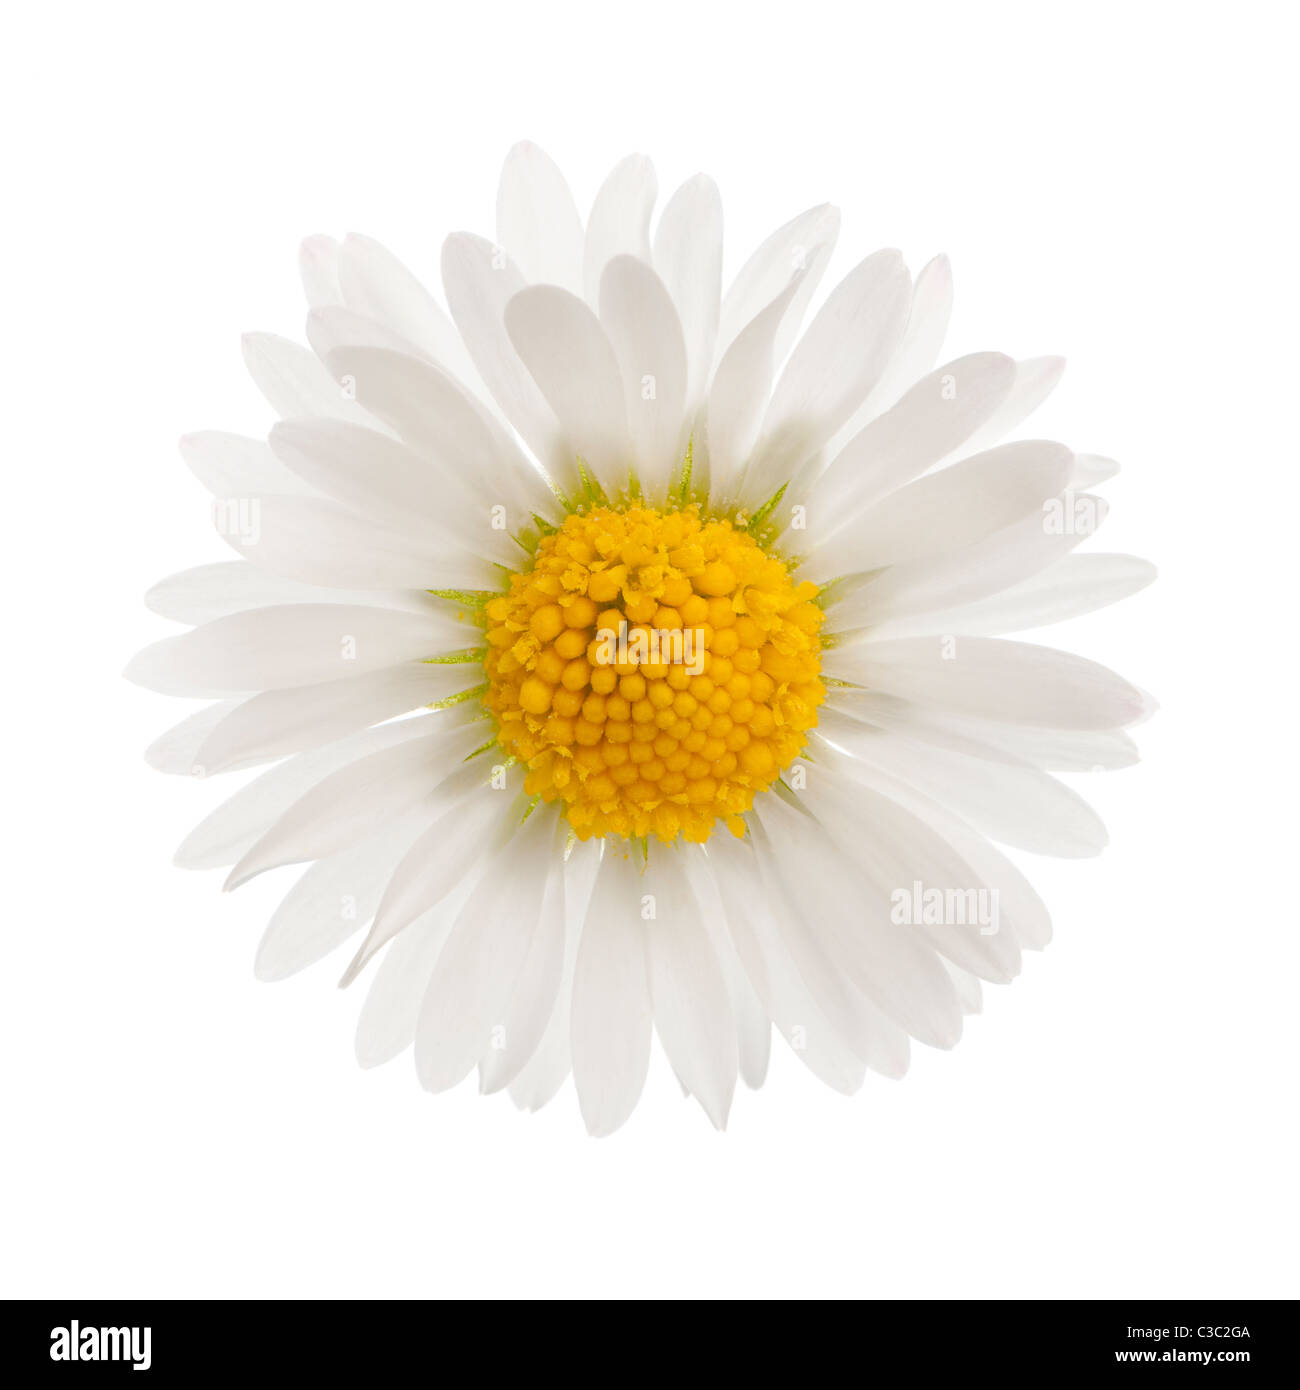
[{"x1": 3, "y1": 0, "x2": 1296, "y2": 1299}]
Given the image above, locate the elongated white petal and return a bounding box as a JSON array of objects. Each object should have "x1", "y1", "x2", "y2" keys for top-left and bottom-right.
[
  {"x1": 706, "y1": 278, "x2": 800, "y2": 502},
  {"x1": 225, "y1": 719, "x2": 484, "y2": 889},
  {"x1": 753, "y1": 796, "x2": 963, "y2": 1048},
  {"x1": 507, "y1": 838, "x2": 601, "y2": 1112},
  {"x1": 144, "y1": 560, "x2": 435, "y2": 626},
  {"x1": 832, "y1": 498, "x2": 1108, "y2": 631},
  {"x1": 144, "y1": 699, "x2": 244, "y2": 775},
  {"x1": 716, "y1": 203, "x2": 840, "y2": 366},
  {"x1": 794, "y1": 352, "x2": 1017, "y2": 551},
  {"x1": 678, "y1": 853, "x2": 771, "y2": 1090},
  {"x1": 325, "y1": 345, "x2": 555, "y2": 522},
  {"x1": 849, "y1": 252, "x2": 954, "y2": 423},
  {"x1": 583, "y1": 153, "x2": 656, "y2": 306},
  {"x1": 355, "y1": 900, "x2": 464, "y2": 1068},
  {"x1": 305, "y1": 302, "x2": 428, "y2": 366},
  {"x1": 795, "y1": 771, "x2": 1022, "y2": 981},
  {"x1": 505, "y1": 285, "x2": 631, "y2": 496},
  {"x1": 218, "y1": 493, "x2": 497, "y2": 591},
  {"x1": 441, "y1": 231, "x2": 566, "y2": 477},
  {"x1": 875, "y1": 552, "x2": 1157, "y2": 638},
  {"x1": 268, "y1": 417, "x2": 517, "y2": 568},
  {"x1": 954, "y1": 355, "x2": 1066, "y2": 462},
  {"x1": 644, "y1": 852, "x2": 738, "y2": 1129},
  {"x1": 811, "y1": 741, "x2": 1053, "y2": 949},
  {"x1": 415, "y1": 810, "x2": 560, "y2": 1093},
  {"x1": 742, "y1": 250, "x2": 912, "y2": 504},
  {"x1": 743, "y1": 816, "x2": 919, "y2": 1071},
  {"x1": 126, "y1": 604, "x2": 461, "y2": 694},
  {"x1": 241, "y1": 332, "x2": 374, "y2": 425},
  {"x1": 192, "y1": 662, "x2": 471, "y2": 774},
  {"x1": 179, "y1": 430, "x2": 316, "y2": 498},
  {"x1": 254, "y1": 809, "x2": 432, "y2": 981},
  {"x1": 336, "y1": 232, "x2": 485, "y2": 397},
  {"x1": 571, "y1": 849, "x2": 653, "y2": 1137},
  {"x1": 653, "y1": 174, "x2": 722, "y2": 409},
  {"x1": 299, "y1": 234, "x2": 342, "y2": 309},
  {"x1": 826, "y1": 689, "x2": 1139, "y2": 773},
  {"x1": 496, "y1": 140, "x2": 584, "y2": 294},
  {"x1": 704, "y1": 835, "x2": 869, "y2": 1092},
  {"x1": 805, "y1": 440, "x2": 1072, "y2": 582},
  {"x1": 826, "y1": 635, "x2": 1148, "y2": 730},
  {"x1": 478, "y1": 822, "x2": 568, "y2": 1094},
  {"x1": 172, "y1": 715, "x2": 446, "y2": 869},
  {"x1": 599, "y1": 255, "x2": 688, "y2": 501},
  {"x1": 341, "y1": 776, "x2": 517, "y2": 982},
  {"x1": 1072, "y1": 453, "x2": 1120, "y2": 488}
]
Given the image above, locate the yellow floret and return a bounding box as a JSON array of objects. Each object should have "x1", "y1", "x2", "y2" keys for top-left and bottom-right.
[{"x1": 481, "y1": 504, "x2": 823, "y2": 844}]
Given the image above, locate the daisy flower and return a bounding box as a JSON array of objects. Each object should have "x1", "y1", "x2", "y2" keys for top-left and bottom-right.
[{"x1": 127, "y1": 143, "x2": 1154, "y2": 1135}]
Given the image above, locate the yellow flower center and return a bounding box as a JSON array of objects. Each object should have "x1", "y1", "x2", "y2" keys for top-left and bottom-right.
[{"x1": 482, "y1": 504, "x2": 825, "y2": 844}]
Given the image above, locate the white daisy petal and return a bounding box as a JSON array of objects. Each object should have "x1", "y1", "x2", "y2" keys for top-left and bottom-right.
[
  {"x1": 191, "y1": 662, "x2": 470, "y2": 775},
  {"x1": 496, "y1": 140, "x2": 584, "y2": 295},
  {"x1": 241, "y1": 332, "x2": 374, "y2": 424},
  {"x1": 304, "y1": 303, "x2": 428, "y2": 365},
  {"x1": 414, "y1": 809, "x2": 561, "y2": 1093},
  {"x1": 505, "y1": 284, "x2": 632, "y2": 496},
  {"x1": 754, "y1": 796, "x2": 963, "y2": 1049},
  {"x1": 826, "y1": 689, "x2": 1139, "y2": 774},
  {"x1": 702, "y1": 836, "x2": 868, "y2": 1092},
  {"x1": 598, "y1": 254, "x2": 688, "y2": 501},
  {"x1": 144, "y1": 699, "x2": 245, "y2": 775},
  {"x1": 729, "y1": 962, "x2": 771, "y2": 1090},
  {"x1": 811, "y1": 740, "x2": 1053, "y2": 949},
  {"x1": 716, "y1": 202, "x2": 840, "y2": 366},
  {"x1": 179, "y1": 430, "x2": 317, "y2": 498},
  {"x1": 792, "y1": 352, "x2": 1018, "y2": 552},
  {"x1": 826, "y1": 635, "x2": 1148, "y2": 730},
  {"x1": 833, "y1": 497, "x2": 1108, "y2": 632},
  {"x1": 946, "y1": 964, "x2": 984, "y2": 1015},
  {"x1": 441, "y1": 231, "x2": 567, "y2": 477},
  {"x1": 477, "y1": 824, "x2": 569, "y2": 1094},
  {"x1": 706, "y1": 277, "x2": 801, "y2": 502},
  {"x1": 653, "y1": 174, "x2": 723, "y2": 409},
  {"x1": 298, "y1": 234, "x2": 343, "y2": 309},
  {"x1": 885, "y1": 552, "x2": 1158, "y2": 638},
  {"x1": 644, "y1": 851, "x2": 738, "y2": 1129},
  {"x1": 324, "y1": 344, "x2": 556, "y2": 522},
  {"x1": 355, "y1": 902, "x2": 463, "y2": 1069},
  {"x1": 171, "y1": 715, "x2": 447, "y2": 870},
  {"x1": 796, "y1": 770, "x2": 1022, "y2": 982},
  {"x1": 218, "y1": 494, "x2": 498, "y2": 591},
  {"x1": 340, "y1": 776, "x2": 518, "y2": 983},
  {"x1": 583, "y1": 153, "x2": 657, "y2": 306},
  {"x1": 267, "y1": 416, "x2": 518, "y2": 568},
  {"x1": 336, "y1": 232, "x2": 485, "y2": 397},
  {"x1": 852, "y1": 252, "x2": 955, "y2": 421},
  {"x1": 741, "y1": 249, "x2": 913, "y2": 505},
  {"x1": 1072, "y1": 452, "x2": 1121, "y2": 488},
  {"x1": 570, "y1": 849, "x2": 653, "y2": 1137},
  {"x1": 507, "y1": 839, "x2": 601, "y2": 1112},
  {"x1": 253, "y1": 809, "x2": 432, "y2": 982},
  {"x1": 678, "y1": 852, "x2": 771, "y2": 1089},
  {"x1": 805, "y1": 439, "x2": 1073, "y2": 582},
  {"x1": 955, "y1": 355, "x2": 1066, "y2": 461},
  {"x1": 126, "y1": 604, "x2": 462, "y2": 695},
  {"x1": 224, "y1": 719, "x2": 486, "y2": 890},
  {"x1": 743, "y1": 816, "x2": 915, "y2": 1075},
  {"x1": 143, "y1": 560, "x2": 436, "y2": 626}
]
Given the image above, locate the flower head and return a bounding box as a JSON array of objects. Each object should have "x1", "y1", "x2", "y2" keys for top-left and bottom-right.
[{"x1": 128, "y1": 143, "x2": 1154, "y2": 1134}]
